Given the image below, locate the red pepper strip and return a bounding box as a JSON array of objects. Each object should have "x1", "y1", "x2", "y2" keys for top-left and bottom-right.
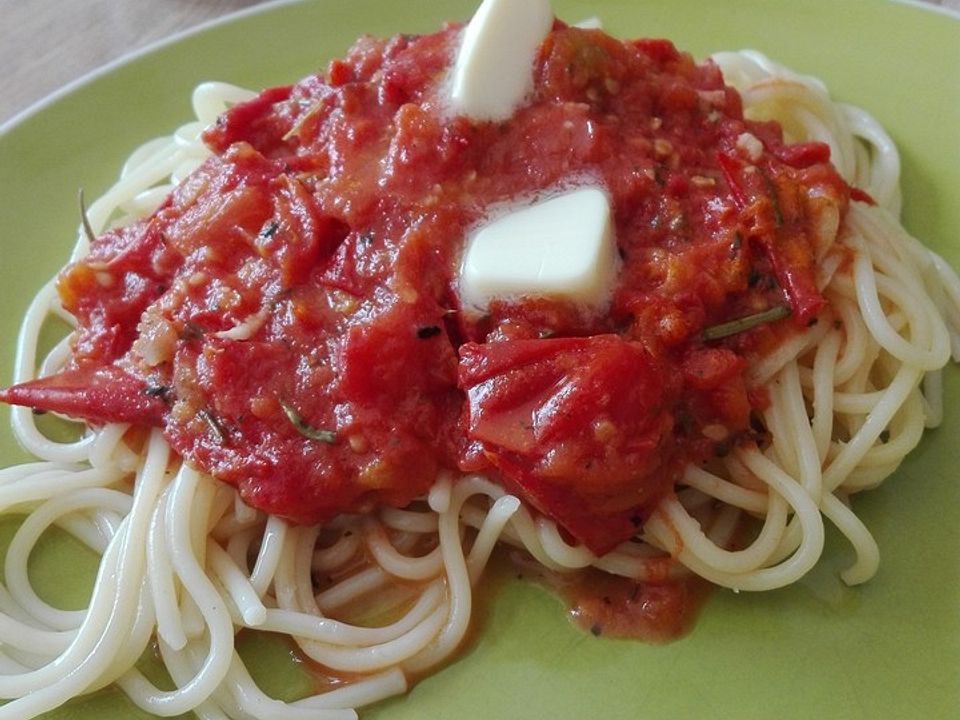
[
  {"x1": 849, "y1": 187, "x2": 877, "y2": 206},
  {"x1": 633, "y1": 38, "x2": 681, "y2": 64},
  {"x1": 718, "y1": 151, "x2": 825, "y2": 323},
  {"x1": 0, "y1": 366, "x2": 168, "y2": 427},
  {"x1": 716, "y1": 152, "x2": 748, "y2": 209},
  {"x1": 202, "y1": 85, "x2": 293, "y2": 153},
  {"x1": 771, "y1": 141, "x2": 831, "y2": 169},
  {"x1": 763, "y1": 245, "x2": 824, "y2": 322}
]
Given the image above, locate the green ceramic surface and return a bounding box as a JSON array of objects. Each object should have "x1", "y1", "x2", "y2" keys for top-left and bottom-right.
[{"x1": 0, "y1": 1, "x2": 957, "y2": 718}]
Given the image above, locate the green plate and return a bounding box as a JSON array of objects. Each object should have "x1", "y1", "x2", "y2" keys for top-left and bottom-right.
[{"x1": 1, "y1": 1, "x2": 958, "y2": 718}]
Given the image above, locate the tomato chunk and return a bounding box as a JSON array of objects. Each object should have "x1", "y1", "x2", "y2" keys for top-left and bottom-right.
[{"x1": 459, "y1": 336, "x2": 676, "y2": 553}]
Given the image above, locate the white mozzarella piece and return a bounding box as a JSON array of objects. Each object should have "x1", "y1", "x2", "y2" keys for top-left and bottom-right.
[
  {"x1": 459, "y1": 186, "x2": 619, "y2": 313},
  {"x1": 449, "y1": 0, "x2": 553, "y2": 121}
]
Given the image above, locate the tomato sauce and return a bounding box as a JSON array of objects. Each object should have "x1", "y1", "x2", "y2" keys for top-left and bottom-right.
[
  {"x1": 1, "y1": 23, "x2": 849, "y2": 555},
  {"x1": 550, "y1": 567, "x2": 709, "y2": 643}
]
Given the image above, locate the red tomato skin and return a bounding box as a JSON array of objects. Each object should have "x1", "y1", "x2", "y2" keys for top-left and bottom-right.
[{"x1": 458, "y1": 336, "x2": 679, "y2": 553}]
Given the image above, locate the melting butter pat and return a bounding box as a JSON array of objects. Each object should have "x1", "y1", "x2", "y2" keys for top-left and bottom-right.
[
  {"x1": 449, "y1": 0, "x2": 553, "y2": 121},
  {"x1": 459, "y1": 187, "x2": 619, "y2": 313}
]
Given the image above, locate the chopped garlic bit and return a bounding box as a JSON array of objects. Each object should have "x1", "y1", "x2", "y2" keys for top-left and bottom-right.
[
  {"x1": 213, "y1": 307, "x2": 271, "y2": 341},
  {"x1": 736, "y1": 132, "x2": 764, "y2": 162}
]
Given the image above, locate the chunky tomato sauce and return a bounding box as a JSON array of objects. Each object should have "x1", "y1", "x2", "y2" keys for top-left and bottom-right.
[{"x1": 1, "y1": 23, "x2": 848, "y2": 554}]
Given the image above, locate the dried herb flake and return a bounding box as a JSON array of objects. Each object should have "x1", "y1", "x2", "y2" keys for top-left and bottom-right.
[
  {"x1": 416, "y1": 325, "x2": 441, "y2": 339},
  {"x1": 198, "y1": 409, "x2": 226, "y2": 444},
  {"x1": 703, "y1": 305, "x2": 790, "y2": 341},
  {"x1": 78, "y1": 189, "x2": 97, "y2": 245},
  {"x1": 279, "y1": 400, "x2": 336, "y2": 443}
]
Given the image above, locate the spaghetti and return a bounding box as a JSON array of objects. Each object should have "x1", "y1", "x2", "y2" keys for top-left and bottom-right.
[{"x1": 0, "y1": 29, "x2": 957, "y2": 720}]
